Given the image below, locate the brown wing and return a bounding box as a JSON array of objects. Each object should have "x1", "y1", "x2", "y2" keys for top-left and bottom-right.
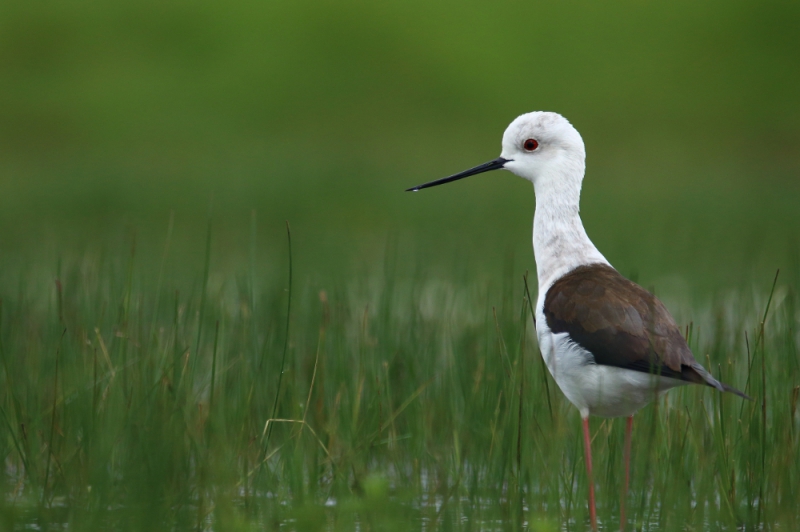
[{"x1": 543, "y1": 264, "x2": 706, "y2": 385}]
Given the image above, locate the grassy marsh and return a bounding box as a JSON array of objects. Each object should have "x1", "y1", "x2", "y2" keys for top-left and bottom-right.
[{"x1": 0, "y1": 224, "x2": 797, "y2": 531}]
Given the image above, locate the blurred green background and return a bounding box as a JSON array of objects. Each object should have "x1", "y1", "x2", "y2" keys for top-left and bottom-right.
[{"x1": 1, "y1": 0, "x2": 798, "y2": 289}]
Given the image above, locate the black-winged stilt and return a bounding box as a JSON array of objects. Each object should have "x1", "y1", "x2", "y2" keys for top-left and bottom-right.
[{"x1": 407, "y1": 111, "x2": 749, "y2": 531}]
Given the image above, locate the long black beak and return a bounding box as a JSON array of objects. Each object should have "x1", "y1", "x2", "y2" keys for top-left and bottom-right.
[{"x1": 406, "y1": 157, "x2": 510, "y2": 192}]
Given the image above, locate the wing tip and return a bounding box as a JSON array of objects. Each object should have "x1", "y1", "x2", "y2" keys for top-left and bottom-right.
[
  {"x1": 720, "y1": 382, "x2": 753, "y2": 401},
  {"x1": 690, "y1": 363, "x2": 752, "y2": 400}
]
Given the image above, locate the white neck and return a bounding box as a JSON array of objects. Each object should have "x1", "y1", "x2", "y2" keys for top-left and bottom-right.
[{"x1": 532, "y1": 168, "x2": 609, "y2": 294}]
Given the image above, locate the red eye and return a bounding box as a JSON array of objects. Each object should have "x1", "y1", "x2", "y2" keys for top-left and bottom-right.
[{"x1": 523, "y1": 138, "x2": 539, "y2": 151}]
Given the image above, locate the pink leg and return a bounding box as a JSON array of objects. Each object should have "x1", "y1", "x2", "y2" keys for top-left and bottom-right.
[
  {"x1": 620, "y1": 415, "x2": 633, "y2": 531},
  {"x1": 582, "y1": 416, "x2": 598, "y2": 531}
]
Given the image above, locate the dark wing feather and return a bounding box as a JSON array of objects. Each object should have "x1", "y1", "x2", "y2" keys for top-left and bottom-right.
[{"x1": 543, "y1": 264, "x2": 706, "y2": 385}]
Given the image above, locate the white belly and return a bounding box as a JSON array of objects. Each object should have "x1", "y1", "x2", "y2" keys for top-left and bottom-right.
[{"x1": 536, "y1": 325, "x2": 687, "y2": 418}]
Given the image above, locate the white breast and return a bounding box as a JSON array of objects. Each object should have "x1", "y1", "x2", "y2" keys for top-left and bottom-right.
[{"x1": 535, "y1": 304, "x2": 687, "y2": 418}]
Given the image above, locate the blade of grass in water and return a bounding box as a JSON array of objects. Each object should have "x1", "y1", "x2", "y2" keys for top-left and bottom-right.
[
  {"x1": 192, "y1": 220, "x2": 213, "y2": 380},
  {"x1": 264, "y1": 220, "x2": 293, "y2": 449}
]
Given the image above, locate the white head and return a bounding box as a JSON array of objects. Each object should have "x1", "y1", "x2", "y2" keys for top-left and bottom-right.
[
  {"x1": 407, "y1": 111, "x2": 586, "y2": 203},
  {"x1": 500, "y1": 112, "x2": 585, "y2": 186}
]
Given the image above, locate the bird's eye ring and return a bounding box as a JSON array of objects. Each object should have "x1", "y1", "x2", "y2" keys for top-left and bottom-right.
[{"x1": 523, "y1": 139, "x2": 539, "y2": 151}]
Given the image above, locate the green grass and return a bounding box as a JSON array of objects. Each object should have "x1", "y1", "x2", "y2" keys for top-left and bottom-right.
[{"x1": 0, "y1": 225, "x2": 797, "y2": 531}]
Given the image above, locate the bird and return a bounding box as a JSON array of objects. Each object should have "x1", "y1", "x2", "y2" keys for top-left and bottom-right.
[{"x1": 407, "y1": 111, "x2": 750, "y2": 531}]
